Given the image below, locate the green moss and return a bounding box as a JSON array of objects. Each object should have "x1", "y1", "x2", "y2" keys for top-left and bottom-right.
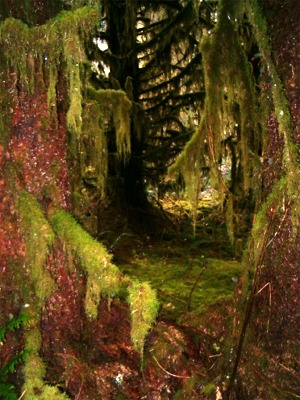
[
  {"x1": 18, "y1": 191, "x2": 56, "y2": 307},
  {"x1": 120, "y1": 252, "x2": 241, "y2": 326},
  {"x1": 128, "y1": 281, "x2": 159, "y2": 356},
  {"x1": 246, "y1": 0, "x2": 300, "y2": 237},
  {"x1": 202, "y1": 382, "x2": 216, "y2": 395},
  {"x1": 80, "y1": 101, "x2": 108, "y2": 197},
  {"x1": 169, "y1": 0, "x2": 258, "y2": 240},
  {"x1": 88, "y1": 87, "x2": 132, "y2": 161},
  {"x1": 0, "y1": 18, "x2": 33, "y2": 91},
  {"x1": 17, "y1": 193, "x2": 69, "y2": 396},
  {"x1": 0, "y1": 6, "x2": 100, "y2": 130},
  {"x1": 50, "y1": 210, "x2": 159, "y2": 353},
  {"x1": 50, "y1": 209, "x2": 125, "y2": 319},
  {"x1": 21, "y1": 317, "x2": 70, "y2": 400}
]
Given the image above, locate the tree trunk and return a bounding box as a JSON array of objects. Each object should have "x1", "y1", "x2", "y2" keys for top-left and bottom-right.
[
  {"x1": 0, "y1": 5, "x2": 160, "y2": 398},
  {"x1": 103, "y1": 0, "x2": 148, "y2": 209},
  {"x1": 221, "y1": 1, "x2": 300, "y2": 398}
]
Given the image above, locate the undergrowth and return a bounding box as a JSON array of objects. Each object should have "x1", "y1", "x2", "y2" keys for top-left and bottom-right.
[{"x1": 0, "y1": 313, "x2": 31, "y2": 400}]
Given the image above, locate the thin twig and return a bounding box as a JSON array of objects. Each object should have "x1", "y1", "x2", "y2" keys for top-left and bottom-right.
[
  {"x1": 18, "y1": 389, "x2": 27, "y2": 400},
  {"x1": 225, "y1": 211, "x2": 277, "y2": 398},
  {"x1": 186, "y1": 260, "x2": 207, "y2": 311},
  {"x1": 157, "y1": 288, "x2": 187, "y2": 304},
  {"x1": 152, "y1": 355, "x2": 191, "y2": 379}
]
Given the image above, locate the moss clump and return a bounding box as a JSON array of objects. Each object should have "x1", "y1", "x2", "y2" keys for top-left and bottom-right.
[
  {"x1": 50, "y1": 209, "x2": 125, "y2": 319},
  {"x1": 128, "y1": 281, "x2": 159, "y2": 356},
  {"x1": 88, "y1": 87, "x2": 132, "y2": 161},
  {"x1": 18, "y1": 191, "x2": 56, "y2": 307},
  {"x1": 80, "y1": 100, "x2": 108, "y2": 196}
]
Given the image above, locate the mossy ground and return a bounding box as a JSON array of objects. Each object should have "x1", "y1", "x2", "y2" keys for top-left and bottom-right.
[{"x1": 114, "y1": 193, "x2": 242, "y2": 336}]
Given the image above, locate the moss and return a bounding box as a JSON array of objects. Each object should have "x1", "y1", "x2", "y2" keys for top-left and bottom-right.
[
  {"x1": 88, "y1": 87, "x2": 132, "y2": 161},
  {"x1": 169, "y1": 0, "x2": 258, "y2": 240},
  {"x1": 127, "y1": 281, "x2": 159, "y2": 356},
  {"x1": 50, "y1": 209, "x2": 125, "y2": 319},
  {"x1": 21, "y1": 313, "x2": 70, "y2": 400},
  {"x1": 0, "y1": 18, "x2": 33, "y2": 91},
  {"x1": 17, "y1": 193, "x2": 71, "y2": 397},
  {"x1": 80, "y1": 101, "x2": 108, "y2": 197},
  {"x1": 245, "y1": 0, "x2": 300, "y2": 237},
  {"x1": 0, "y1": 6, "x2": 100, "y2": 130},
  {"x1": 18, "y1": 191, "x2": 56, "y2": 307},
  {"x1": 120, "y1": 252, "x2": 241, "y2": 325},
  {"x1": 50, "y1": 210, "x2": 159, "y2": 353},
  {"x1": 202, "y1": 382, "x2": 216, "y2": 395}
]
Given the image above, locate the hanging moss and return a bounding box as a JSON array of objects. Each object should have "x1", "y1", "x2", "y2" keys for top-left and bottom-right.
[
  {"x1": 128, "y1": 281, "x2": 159, "y2": 357},
  {"x1": 169, "y1": 0, "x2": 259, "y2": 239},
  {"x1": 88, "y1": 86, "x2": 132, "y2": 161},
  {"x1": 81, "y1": 100, "x2": 108, "y2": 196},
  {"x1": 0, "y1": 6, "x2": 100, "y2": 130},
  {"x1": 0, "y1": 18, "x2": 34, "y2": 92}
]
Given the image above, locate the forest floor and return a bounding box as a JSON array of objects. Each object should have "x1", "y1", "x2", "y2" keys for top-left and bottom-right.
[
  {"x1": 93, "y1": 191, "x2": 245, "y2": 398},
  {"x1": 112, "y1": 190, "x2": 242, "y2": 332}
]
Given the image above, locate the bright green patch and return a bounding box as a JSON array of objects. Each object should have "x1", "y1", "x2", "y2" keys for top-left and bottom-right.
[
  {"x1": 128, "y1": 281, "x2": 159, "y2": 356},
  {"x1": 50, "y1": 209, "x2": 123, "y2": 319},
  {"x1": 18, "y1": 191, "x2": 56, "y2": 307},
  {"x1": 120, "y1": 249, "x2": 241, "y2": 326}
]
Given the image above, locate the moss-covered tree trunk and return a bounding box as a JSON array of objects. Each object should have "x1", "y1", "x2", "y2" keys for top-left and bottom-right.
[
  {"x1": 0, "y1": 3, "x2": 160, "y2": 399},
  {"x1": 168, "y1": 0, "x2": 299, "y2": 397},
  {"x1": 242, "y1": 0, "x2": 300, "y2": 397},
  {"x1": 219, "y1": 1, "x2": 300, "y2": 398}
]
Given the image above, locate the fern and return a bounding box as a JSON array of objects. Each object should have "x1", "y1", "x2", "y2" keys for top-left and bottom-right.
[
  {"x1": 0, "y1": 314, "x2": 30, "y2": 343},
  {"x1": 0, "y1": 350, "x2": 31, "y2": 377},
  {"x1": 0, "y1": 382, "x2": 18, "y2": 400},
  {"x1": 0, "y1": 314, "x2": 31, "y2": 400}
]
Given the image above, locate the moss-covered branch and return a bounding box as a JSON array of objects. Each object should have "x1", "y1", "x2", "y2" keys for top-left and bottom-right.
[
  {"x1": 18, "y1": 191, "x2": 56, "y2": 307},
  {"x1": 50, "y1": 209, "x2": 123, "y2": 319},
  {"x1": 50, "y1": 209, "x2": 159, "y2": 356}
]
